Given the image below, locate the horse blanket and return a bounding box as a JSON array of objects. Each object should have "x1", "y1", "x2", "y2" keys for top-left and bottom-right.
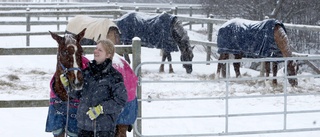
[
  {"x1": 113, "y1": 54, "x2": 138, "y2": 125},
  {"x1": 116, "y1": 12, "x2": 179, "y2": 53},
  {"x1": 217, "y1": 18, "x2": 286, "y2": 58},
  {"x1": 66, "y1": 15, "x2": 119, "y2": 42},
  {"x1": 45, "y1": 56, "x2": 89, "y2": 135}
]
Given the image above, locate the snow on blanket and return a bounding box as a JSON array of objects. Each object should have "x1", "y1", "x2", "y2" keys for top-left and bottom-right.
[{"x1": 217, "y1": 18, "x2": 287, "y2": 58}]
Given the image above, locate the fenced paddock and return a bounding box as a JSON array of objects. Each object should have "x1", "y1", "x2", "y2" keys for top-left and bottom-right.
[
  {"x1": 1, "y1": 2, "x2": 320, "y2": 137},
  {"x1": 133, "y1": 57, "x2": 320, "y2": 136}
]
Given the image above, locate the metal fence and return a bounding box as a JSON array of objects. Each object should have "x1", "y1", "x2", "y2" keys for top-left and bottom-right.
[{"x1": 133, "y1": 56, "x2": 320, "y2": 136}]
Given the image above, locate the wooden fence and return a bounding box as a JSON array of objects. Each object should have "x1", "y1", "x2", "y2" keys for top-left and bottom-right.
[
  {"x1": 1, "y1": 3, "x2": 320, "y2": 107},
  {"x1": 0, "y1": 38, "x2": 141, "y2": 108}
]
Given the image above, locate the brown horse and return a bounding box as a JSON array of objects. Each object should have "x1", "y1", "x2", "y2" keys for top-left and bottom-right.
[
  {"x1": 45, "y1": 28, "x2": 86, "y2": 137},
  {"x1": 50, "y1": 28, "x2": 86, "y2": 101},
  {"x1": 216, "y1": 18, "x2": 298, "y2": 87}
]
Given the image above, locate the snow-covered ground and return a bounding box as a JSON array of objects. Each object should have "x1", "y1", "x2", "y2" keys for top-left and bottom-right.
[{"x1": 0, "y1": 14, "x2": 320, "y2": 137}]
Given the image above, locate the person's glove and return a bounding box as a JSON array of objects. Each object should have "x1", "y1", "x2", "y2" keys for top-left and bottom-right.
[
  {"x1": 86, "y1": 104, "x2": 104, "y2": 120},
  {"x1": 60, "y1": 74, "x2": 69, "y2": 87}
]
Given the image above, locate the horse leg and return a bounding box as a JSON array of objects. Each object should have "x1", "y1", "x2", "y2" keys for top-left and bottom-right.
[
  {"x1": 265, "y1": 61, "x2": 270, "y2": 77},
  {"x1": 272, "y1": 62, "x2": 278, "y2": 86},
  {"x1": 265, "y1": 61, "x2": 272, "y2": 85},
  {"x1": 55, "y1": 132, "x2": 65, "y2": 137},
  {"x1": 159, "y1": 50, "x2": 165, "y2": 73},
  {"x1": 217, "y1": 53, "x2": 228, "y2": 78},
  {"x1": 233, "y1": 54, "x2": 242, "y2": 77},
  {"x1": 167, "y1": 52, "x2": 174, "y2": 73},
  {"x1": 115, "y1": 125, "x2": 128, "y2": 137}
]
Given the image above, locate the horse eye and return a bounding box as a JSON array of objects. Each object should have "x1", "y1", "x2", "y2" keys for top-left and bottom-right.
[{"x1": 62, "y1": 51, "x2": 68, "y2": 56}]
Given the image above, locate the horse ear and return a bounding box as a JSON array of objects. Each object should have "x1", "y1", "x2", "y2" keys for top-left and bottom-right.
[
  {"x1": 76, "y1": 28, "x2": 86, "y2": 41},
  {"x1": 49, "y1": 31, "x2": 63, "y2": 44},
  {"x1": 97, "y1": 34, "x2": 101, "y2": 41}
]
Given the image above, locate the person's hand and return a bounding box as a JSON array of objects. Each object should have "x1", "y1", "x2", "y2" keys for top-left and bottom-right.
[
  {"x1": 86, "y1": 104, "x2": 104, "y2": 120},
  {"x1": 60, "y1": 74, "x2": 69, "y2": 87}
]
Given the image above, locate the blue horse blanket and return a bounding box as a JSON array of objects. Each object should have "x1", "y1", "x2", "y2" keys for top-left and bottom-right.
[
  {"x1": 116, "y1": 12, "x2": 179, "y2": 53},
  {"x1": 217, "y1": 18, "x2": 286, "y2": 58}
]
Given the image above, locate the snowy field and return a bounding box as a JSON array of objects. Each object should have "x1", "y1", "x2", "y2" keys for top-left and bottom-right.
[{"x1": 0, "y1": 15, "x2": 320, "y2": 137}]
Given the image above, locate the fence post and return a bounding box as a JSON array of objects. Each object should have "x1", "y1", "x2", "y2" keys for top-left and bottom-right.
[
  {"x1": 174, "y1": 6, "x2": 178, "y2": 15},
  {"x1": 206, "y1": 14, "x2": 214, "y2": 64},
  {"x1": 189, "y1": 6, "x2": 193, "y2": 30},
  {"x1": 135, "y1": 7, "x2": 139, "y2": 12},
  {"x1": 26, "y1": 8, "x2": 30, "y2": 47},
  {"x1": 155, "y1": 7, "x2": 160, "y2": 13},
  {"x1": 132, "y1": 37, "x2": 141, "y2": 137},
  {"x1": 56, "y1": 4, "x2": 60, "y2": 31}
]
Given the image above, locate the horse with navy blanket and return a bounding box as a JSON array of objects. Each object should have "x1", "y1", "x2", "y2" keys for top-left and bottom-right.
[
  {"x1": 216, "y1": 18, "x2": 298, "y2": 87},
  {"x1": 116, "y1": 12, "x2": 194, "y2": 74}
]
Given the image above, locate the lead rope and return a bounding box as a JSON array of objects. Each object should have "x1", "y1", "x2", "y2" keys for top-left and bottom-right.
[
  {"x1": 94, "y1": 119, "x2": 97, "y2": 137},
  {"x1": 59, "y1": 63, "x2": 82, "y2": 136},
  {"x1": 65, "y1": 85, "x2": 71, "y2": 136},
  {"x1": 62, "y1": 69, "x2": 71, "y2": 137}
]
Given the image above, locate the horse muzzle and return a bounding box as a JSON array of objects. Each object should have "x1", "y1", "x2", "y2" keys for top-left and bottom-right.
[{"x1": 183, "y1": 64, "x2": 193, "y2": 74}]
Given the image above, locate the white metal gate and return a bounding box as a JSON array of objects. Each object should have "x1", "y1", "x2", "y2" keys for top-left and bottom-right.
[{"x1": 133, "y1": 56, "x2": 320, "y2": 137}]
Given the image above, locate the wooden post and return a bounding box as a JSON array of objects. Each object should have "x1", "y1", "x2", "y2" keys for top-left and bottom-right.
[
  {"x1": 206, "y1": 14, "x2": 214, "y2": 65},
  {"x1": 174, "y1": 6, "x2": 178, "y2": 15},
  {"x1": 132, "y1": 37, "x2": 141, "y2": 136},
  {"x1": 56, "y1": 4, "x2": 60, "y2": 31},
  {"x1": 26, "y1": 8, "x2": 30, "y2": 47},
  {"x1": 155, "y1": 7, "x2": 160, "y2": 13},
  {"x1": 189, "y1": 6, "x2": 193, "y2": 30}
]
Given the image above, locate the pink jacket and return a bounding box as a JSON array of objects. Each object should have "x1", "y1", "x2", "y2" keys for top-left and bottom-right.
[{"x1": 112, "y1": 54, "x2": 138, "y2": 101}]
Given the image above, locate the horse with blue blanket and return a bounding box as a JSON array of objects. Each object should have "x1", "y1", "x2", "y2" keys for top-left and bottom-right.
[
  {"x1": 216, "y1": 18, "x2": 298, "y2": 87},
  {"x1": 46, "y1": 17, "x2": 138, "y2": 136},
  {"x1": 116, "y1": 12, "x2": 194, "y2": 74}
]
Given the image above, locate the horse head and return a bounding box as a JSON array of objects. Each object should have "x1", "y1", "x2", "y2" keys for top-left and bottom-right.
[
  {"x1": 180, "y1": 44, "x2": 194, "y2": 74},
  {"x1": 50, "y1": 28, "x2": 86, "y2": 93},
  {"x1": 172, "y1": 18, "x2": 194, "y2": 74},
  {"x1": 287, "y1": 60, "x2": 299, "y2": 86}
]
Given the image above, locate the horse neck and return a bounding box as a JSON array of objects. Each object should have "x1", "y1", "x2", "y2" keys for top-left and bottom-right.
[
  {"x1": 274, "y1": 25, "x2": 292, "y2": 57},
  {"x1": 53, "y1": 64, "x2": 69, "y2": 101}
]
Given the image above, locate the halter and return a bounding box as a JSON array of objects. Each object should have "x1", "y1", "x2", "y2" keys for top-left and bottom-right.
[{"x1": 60, "y1": 63, "x2": 82, "y2": 76}]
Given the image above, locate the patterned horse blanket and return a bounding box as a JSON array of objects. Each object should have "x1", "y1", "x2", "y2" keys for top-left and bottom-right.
[
  {"x1": 217, "y1": 18, "x2": 286, "y2": 58},
  {"x1": 116, "y1": 12, "x2": 179, "y2": 53},
  {"x1": 66, "y1": 15, "x2": 119, "y2": 42}
]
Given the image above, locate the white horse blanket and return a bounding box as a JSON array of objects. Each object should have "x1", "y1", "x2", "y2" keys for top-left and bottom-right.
[{"x1": 66, "y1": 15, "x2": 119, "y2": 41}]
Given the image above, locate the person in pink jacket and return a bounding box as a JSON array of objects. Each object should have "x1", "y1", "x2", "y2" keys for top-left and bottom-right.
[{"x1": 112, "y1": 54, "x2": 138, "y2": 137}]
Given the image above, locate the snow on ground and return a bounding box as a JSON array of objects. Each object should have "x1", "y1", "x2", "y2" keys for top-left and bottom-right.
[{"x1": 0, "y1": 14, "x2": 320, "y2": 137}]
